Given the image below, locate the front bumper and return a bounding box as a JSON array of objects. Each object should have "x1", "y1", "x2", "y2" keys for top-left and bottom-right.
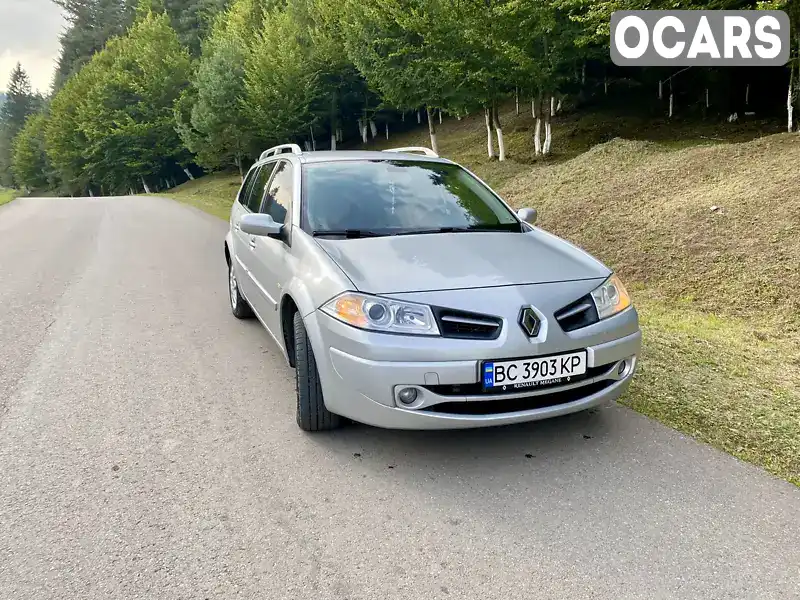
[{"x1": 304, "y1": 309, "x2": 642, "y2": 430}]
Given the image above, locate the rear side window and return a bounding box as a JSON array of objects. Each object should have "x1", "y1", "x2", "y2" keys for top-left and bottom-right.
[
  {"x1": 262, "y1": 161, "x2": 294, "y2": 226},
  {"x1": 246, "y1": 162, "x2": 277, "y2": 212}
]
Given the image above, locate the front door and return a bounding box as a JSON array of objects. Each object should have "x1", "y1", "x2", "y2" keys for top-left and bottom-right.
[
  {"x1": 235, "y1": 162, "x2": 277, "y2": 318},
  {"x1": 231, "y1": 166, "x2": 260, "y2": 302},
  {"x1": 248, "y1": 160, "x2": 296, "y2": 338}
]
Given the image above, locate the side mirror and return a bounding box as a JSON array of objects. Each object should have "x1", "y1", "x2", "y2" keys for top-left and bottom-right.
[
  {"x1": 517, "y1": 207, "x2": 537, "y2": 225},
  {"x1": 240, "y1": 213, "x2": 283, "y2": 238}
]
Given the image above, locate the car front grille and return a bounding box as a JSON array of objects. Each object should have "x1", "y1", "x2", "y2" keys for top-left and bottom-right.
[
  {"x1": 419, "y1": 380, "x2": 614, "y2": 415},
  {"x1": 434, "y1": 308, "x2": 503, "y2": 340},
  {"x1": 554, "y1": 294, "x2": 599, "y2": 332}
]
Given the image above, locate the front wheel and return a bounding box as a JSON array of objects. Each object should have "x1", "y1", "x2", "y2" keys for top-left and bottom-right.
[
  {"x1": 293, "y1": 312, "x2": 342, "y2": 431},
  {"x1": 228, "y1": 261, "x2": 253, "y2": 319}
]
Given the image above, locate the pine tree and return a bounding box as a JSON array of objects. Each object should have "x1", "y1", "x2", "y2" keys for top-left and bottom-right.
[{"x1": 0, "y1": 63, "x2": 37, "y2": 187}]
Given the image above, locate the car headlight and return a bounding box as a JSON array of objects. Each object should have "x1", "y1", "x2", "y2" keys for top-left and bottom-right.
[
  {"x1": 321, "y1": 292, "x2": 440, "y2": 336},
  {"x1": 590, "y1": 274, "x2": 631, "y2": 319}
]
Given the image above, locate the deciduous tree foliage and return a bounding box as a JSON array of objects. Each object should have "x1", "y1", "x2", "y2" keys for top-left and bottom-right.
[
  {"x1": 12, "y1": 113, "x2": 52, "y2": 191},
  {"x1": 47, "y1": 10, "x2": 192, "y2": 194},
  {"x1": 26, "y1": 0, "x2": 799, "y2": 195},
  {"x1": 174, "y1": 0, "x2": 258, "y2": 174}
]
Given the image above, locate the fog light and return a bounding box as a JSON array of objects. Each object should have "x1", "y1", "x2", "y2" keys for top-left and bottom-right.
[
  {"x1": 618, "y1": 360, "x2": 627, "y2": 376},
  {"x1": 398, "y1": 387, "x2": 418, "y2": 405}
]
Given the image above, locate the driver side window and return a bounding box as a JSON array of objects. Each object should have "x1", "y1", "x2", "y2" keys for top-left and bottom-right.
[
  {"x1": 247, "y1": 163, "x2": 276, "y2": 212},
  {"x1": 237, "y1": 167, "x2": 259, "y2": 208}
]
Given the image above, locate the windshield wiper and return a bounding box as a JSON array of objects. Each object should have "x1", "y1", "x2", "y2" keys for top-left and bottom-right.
[
  {"x1": 392, "y1": 225, "x2": 520, "y2": 236},
  {"x1": 312, "y1": 229, "x2": 387, "y2": 238}
]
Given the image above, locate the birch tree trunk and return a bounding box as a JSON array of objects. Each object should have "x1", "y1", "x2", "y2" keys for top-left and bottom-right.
[
  {"x1": 659, "y1": 80, "x2": 663, "y2": 100},
  {"x1": 236, "y1": 153, "x2": 243, "y2": 180},
  {"x1": 515, "y1": 88, "x2": 519, "y2": 115},
  {"x1": 385, "y1": 122, "x2": 389, "y2": 140},
  {"x1": 183, "y1": 168, "x2": 194, "y2": 181},
  {"x1": 669, "y1": 80, "x2": 674, "y2": 118},
  {"x1": 532, "y1": 98, "x2": 536, "y2": 118},
  {"x1": 581, "y1": 63, "x2": 586, "y2": 86},
  {"x1": 330, "y1": 92, "x2": 337, "y2": 150},
  {"x1": 309, "y1": 126, "x2": 316, "y2": 151},
  {"x1": 534, "y1": 95, "x2": 542, "y2": 155},
  {"x1": 485, "y1": 108, "x2": 495, "y2": 159},
  {"x1": 141, "y1": 177, "x2": 151, "y2": 194},
  {"x1": 745, "y1": 83, "x2": 750, "y2": 105},
  {"x1": 705, "y1": 88, "x2": 709, "y2": 109},
  {"x1": 417, "y1": 110, "x2": 421, "y2": 124},
  {"x1": 369, "y1": 120, "x2": 377, "y2": 138},
  {"x1": 550, "y1": 96, "x2": 555, "y2": 115},
  {"x1": 788, "y1": 60, "x2": 795, "y2": 133},
  {"x1": 542, "y1": 96, "x2": 553, "y2": 155},
  {"x1": 438, "y1": 109, "x2": 442, "y2": 124},
  {"x1": 492, "y1": 103, "x2": 505, "y2": 162},
  {"x1": 426, "y1": 106, "x2": 439, "y2": 155}
]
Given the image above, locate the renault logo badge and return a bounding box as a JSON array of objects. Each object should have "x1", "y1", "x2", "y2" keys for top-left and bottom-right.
[{"x1": 519, "y1": 307, "x2": 541, "y2": 337}]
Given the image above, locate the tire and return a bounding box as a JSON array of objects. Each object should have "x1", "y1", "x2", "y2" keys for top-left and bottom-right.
[
  {"x1": 293, "y1": 311, "x2": 342, "y2": 431},
  {"x1": 228, "y1": 260, "x2": 253, "y2": 319}
]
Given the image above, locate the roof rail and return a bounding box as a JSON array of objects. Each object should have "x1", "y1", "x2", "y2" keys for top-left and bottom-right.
[
  {"x1": 383, "y1": 146, "x2": 439, "y2": 158},
  {"x1": 260, "y1": 143, "x2": 303, "y2": 161}
]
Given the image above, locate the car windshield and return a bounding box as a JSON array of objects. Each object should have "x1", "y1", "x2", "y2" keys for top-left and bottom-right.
[{"x1": 302, "y1": 160, "x2": 521, "y2": 236}]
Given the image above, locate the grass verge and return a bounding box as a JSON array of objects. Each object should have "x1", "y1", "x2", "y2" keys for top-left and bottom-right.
[
  {"x1": 158, "y1": 109, "x2": 799, "y2": 485},
  {"x1": 0, "y1": 188, "x2": 19, "y2": 207},
  {"x1": 156, "y1": 172, "x2": 242, "y2": 220}
]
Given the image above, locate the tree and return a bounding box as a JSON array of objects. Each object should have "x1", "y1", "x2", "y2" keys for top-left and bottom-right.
[
  {"x1": 47, "y1": 49, "x2": 110, "y2": 194},
  {"x1": 243, "y1": 5, "x2": 320, "y2": 147},
  {"x1": 47, "y1": 9, "x2": 193, "y2": 194},
  {"x1": 329, "y1": 0, "x2": 471, "y2": 153},
  {"x1": 53, "y1": 0, "x2": 138, "y2": 90},
  {"x1": 162, "y1": 0, "x2": 231, "y2": 56},
  {"x1": 175, "y1": 12, "x2": 256, "y2": 174},
  {"x1": 0, "y1": 63, "x2": 37, "y2": 186},
  {"x1": 12, "y1": 113, "x2": 52, "y2": 191}
]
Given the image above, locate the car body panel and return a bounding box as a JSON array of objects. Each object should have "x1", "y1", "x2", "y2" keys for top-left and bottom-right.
[
  {"x1": 225, "y1": 148, "x2": 641, "y2": 429},
  {"x1": 315, "y1": 227, "x2": 610, "y2": 294}
]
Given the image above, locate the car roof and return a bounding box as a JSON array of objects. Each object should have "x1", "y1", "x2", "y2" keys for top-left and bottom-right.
[{"x1": 259, "y1": 150, "x2": 455, "y2": 166}]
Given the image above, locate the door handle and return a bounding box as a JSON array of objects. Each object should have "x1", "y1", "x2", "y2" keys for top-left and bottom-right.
[
  {"x1": 249, "y1": 238, "x2": 257, "y2": 249},
  {"x1": 235, "y1": 222, "x2": 241, "y2": 231}
]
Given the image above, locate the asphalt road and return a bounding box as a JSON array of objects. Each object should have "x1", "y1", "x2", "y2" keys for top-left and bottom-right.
[{"x1": 1, "y1": 196, "x2": 798, "y2": 600}]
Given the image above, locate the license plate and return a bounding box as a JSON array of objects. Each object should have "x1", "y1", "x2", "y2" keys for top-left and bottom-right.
[{"x1": 482, "y1": 351, "x2": 587, "y2": 390}]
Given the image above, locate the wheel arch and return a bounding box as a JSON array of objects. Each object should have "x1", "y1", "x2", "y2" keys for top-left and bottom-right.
[{"x1": 280, "y1": 294, "x2": 300, "y2": 368}]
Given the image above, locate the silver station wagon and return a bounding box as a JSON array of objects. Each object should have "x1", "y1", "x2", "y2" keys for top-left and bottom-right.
[{"x1": 224, "y1": 144, "x2": 641, "y2": 431}]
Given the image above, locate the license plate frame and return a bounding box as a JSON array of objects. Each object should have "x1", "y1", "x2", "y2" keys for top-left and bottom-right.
[{"x1": 481, "y1": 350, "x2": 588, "y2": 391}]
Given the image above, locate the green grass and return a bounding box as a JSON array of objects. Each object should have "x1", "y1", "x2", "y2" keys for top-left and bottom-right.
[
  {"x1": 158, "y1": 107, "x2": 799, "y2": 485},
  {"x1": 628, "y1": 297, "x2": 800, "y2": 485},
  {"x1": 0, "y1": 187, "x2": 19, "y2": 207},
  {"x1": 156, "y1": 172, "x2": 243, "y2": 220}
]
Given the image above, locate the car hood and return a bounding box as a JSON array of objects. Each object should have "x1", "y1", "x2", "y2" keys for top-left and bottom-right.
[{"x1": 315, "y1": 229, "x2": 610, "y2": 294}]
